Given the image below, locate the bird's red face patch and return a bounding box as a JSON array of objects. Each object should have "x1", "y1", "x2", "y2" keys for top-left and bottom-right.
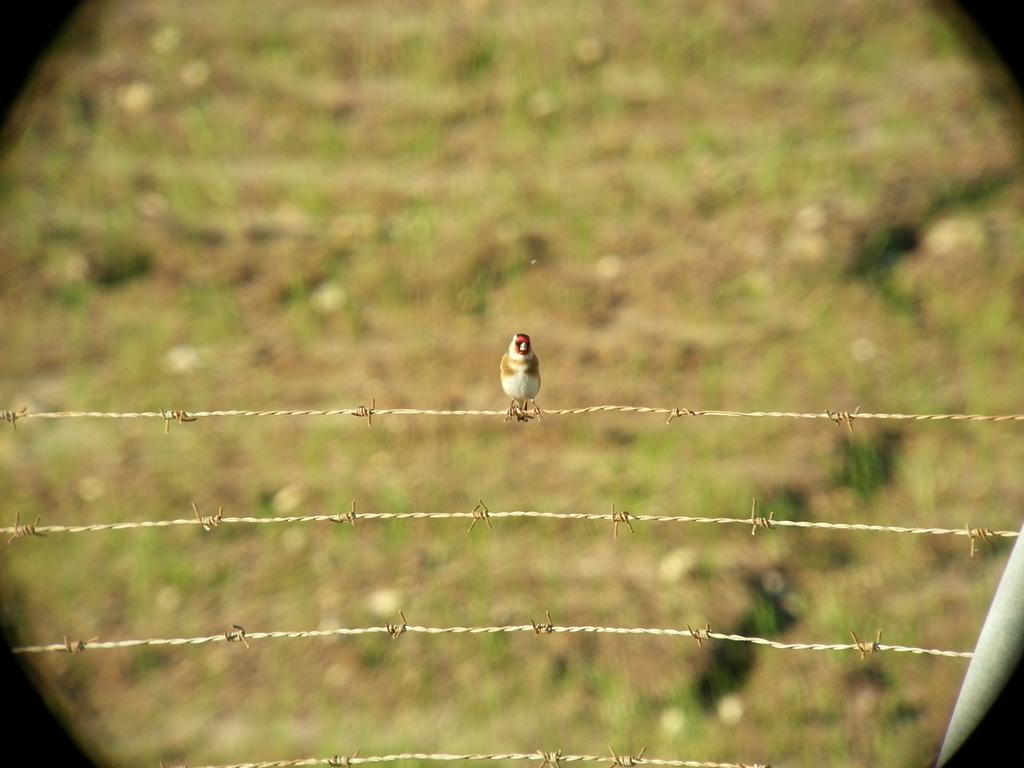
[{"x1": 514, "y1": 333, "x2": 531, "y2": 354}]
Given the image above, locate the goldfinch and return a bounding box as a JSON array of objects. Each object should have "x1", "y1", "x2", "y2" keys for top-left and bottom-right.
[{"x1": 500, "y1": 332, "x2": 541, "y2": 421}]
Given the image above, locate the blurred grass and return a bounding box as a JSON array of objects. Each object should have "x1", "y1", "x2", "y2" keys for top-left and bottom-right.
[{"x1": 2, "y1": 1, "x2": 1024, "y2": 767}]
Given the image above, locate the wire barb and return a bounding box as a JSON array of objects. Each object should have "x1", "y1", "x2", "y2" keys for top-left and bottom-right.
[
  {"x1": 328, "y1": 751, "x2": 360, "y2": 767},
  {"x1": 538, "y1": 750, "x2": 563, "y2": 768},
  {"x1": 607, "y1": 746, "x2": 646, "y2": 768},
  {"x1": 224, "y1": 624, "x2": 249, "y2": 648},
  {"x1": 332, "y1": 500, "x2": 358, "y2": 526},
  {"x1": 850, "y1": 629, "x2": 883, "y2": 660},
  {"x1": 665, "y1": 407, "x2": 695, "y2": 425},
  {"x1": 611, "y1": 503, "x2": 634, "y2": 539},
  {"x1": 749, "y1": 499, "x2": 775, "y2": 536},
  {"x1": 827, "y1": 407, "x2": 859, "y2": 432},
  {"x1": 966, "y1": 525, "x2": 994, "y2": 557},
  {"x1": 687, "y1": 623, "x2": 712, "y2": 647},
  {"x1": 7, "y1": 512, "x2": 45, "y2": 544},
  {"x1": 63, "y1": 635, "x2": 97, "y2": 654},
  {"x1": 1, "y1": 407, "x2": 27, "y2": 430},
  {"x1": 387, "y1": 611, "x2": 408, "y2": 639},
  {"x1": 468, "y1": 500, "x2": 492, "y2": 534},
  {"x1": 353, "y1": 398, "x2": 375, "y2": 427},
  {"x1": 532, "y1": 611, "x2": 555, "y2": 635},
  {"x1": 162, "y1": 409, "x2": 196, "y2": 434},
  {"x1": 192, "y1": 502, "x2": 223, "y2": 531}
]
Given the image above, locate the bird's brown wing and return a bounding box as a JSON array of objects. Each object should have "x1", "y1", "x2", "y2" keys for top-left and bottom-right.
[
  {"x1": 525, "y1": 354, "x2": 539, "y2": 376},
  {"x1": 526, "y1": 354, "x2": 539, "y2": 389}
]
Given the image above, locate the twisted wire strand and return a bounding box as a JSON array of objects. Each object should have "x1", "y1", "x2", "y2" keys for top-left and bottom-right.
[
  {"x1": 11, "y1": 621, "x2": 973, "y2": 658},
  {"x1": 163, "y1": 752, "x2": 772, "y2": 768},
  {"x1": 2, "y1": 509, "x2": 1017, "y2": 541},
  {"x1": 13, "y1": 405, "x2": 1024, "y2": 423}
]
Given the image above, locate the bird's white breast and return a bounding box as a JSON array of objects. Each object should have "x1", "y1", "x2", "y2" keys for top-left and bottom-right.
[{"x1": 501, "y1": 359, "x2": 540, "y2": 399}]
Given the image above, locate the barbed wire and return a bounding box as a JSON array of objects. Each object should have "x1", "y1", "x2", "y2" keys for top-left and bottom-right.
[
  {"x1": 4, "y1": 501, "x2": 1017, "y2": 556},
  {"x1": 5, "y1": 404, "x2": 1024, "y2": 432},
  {"x1": 159, "y1": 749, "x2": 773, "y2": 768},
  {"x1": 11, "y1": 616, "x2": 972, "y2": 658}
]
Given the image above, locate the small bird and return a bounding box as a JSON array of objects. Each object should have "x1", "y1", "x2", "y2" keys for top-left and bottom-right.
[{"x1": 500, "y1": 332, "x2": 541, "y2": 422}]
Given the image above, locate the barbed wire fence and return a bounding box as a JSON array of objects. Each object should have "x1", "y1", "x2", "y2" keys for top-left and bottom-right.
[
  {"x1": 11, "y1": 615, "x2": 972, "y2": 659},
  {"x1": 5, "y1": 404, "x2": 1024, "y2": 431},
  {"x1": 159, "y1": 749, "x2": 773, "y2": 768},
  {"x1": 4, "y1": 501, "x2": 1016, "y2": 556},
  {"x1": 5, "y1": 402, "x2": 1024, "y2": 768}
]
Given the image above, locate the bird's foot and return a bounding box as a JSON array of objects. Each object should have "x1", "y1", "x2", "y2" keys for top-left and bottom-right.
[
  {"x1": 505, "y1": 400, "x2": 531, "y2": 423},
  {"x1": 530, "y1": 399, "x2": 544, "y2": 421}
]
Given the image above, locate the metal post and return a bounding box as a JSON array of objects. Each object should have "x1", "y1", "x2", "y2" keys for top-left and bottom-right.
[{"x1": 937, "y1": 522, "x2": 1024, "y2": 765}]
